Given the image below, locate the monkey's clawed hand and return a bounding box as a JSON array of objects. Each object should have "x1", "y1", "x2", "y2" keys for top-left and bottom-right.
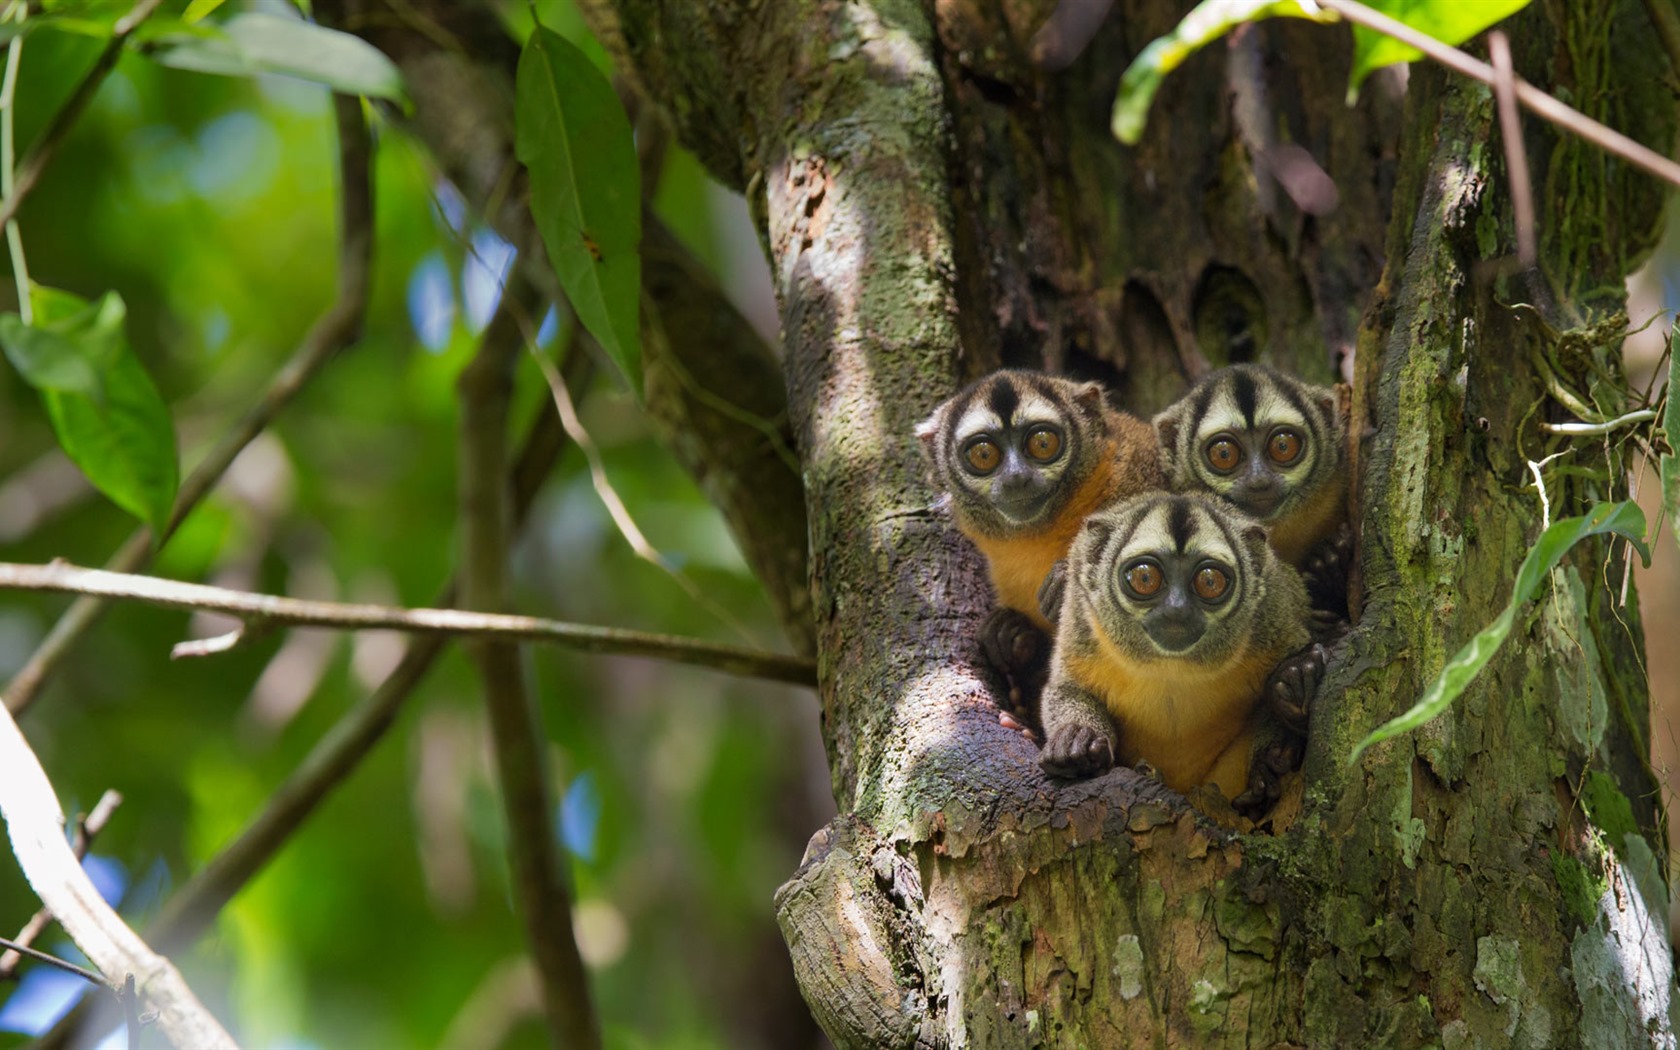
[
  {"x1": 1266, "y1": 641, "x2": 1327, "y2": 736},
  {"x1": 979, "y1": 607, "x2": 1049, "y2": 736},
  {"x1": 1039, "y1": 724, "x2": 1115, "y2": 779},
  {"x1": 1302, "y1": 522, "x2": 1354, "y2": 626},
  {"x1": 1234, "y1": 732, "x2": 1305, "y2": 816}
]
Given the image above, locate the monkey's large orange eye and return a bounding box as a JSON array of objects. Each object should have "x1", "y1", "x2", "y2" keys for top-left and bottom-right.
[
  {"x1": 1024, "y1": 426, "x2": 1063, "y2": 462},
  {"x1": 1193, "y1": 565, "x2": 1231, "y2": 602},
  {"x1": 964, "y1": 439, "x2": 1001, "y2": 474},
  {"x1": 1124, "y1": 561, "x2": 1163, "y2": 598},
  {"x1": 1205, "y1": 437, "x2": 1241, "y2": 474},
  {"x1": 1266, "y1": 428, "x2": 1304, "y2": 466}
]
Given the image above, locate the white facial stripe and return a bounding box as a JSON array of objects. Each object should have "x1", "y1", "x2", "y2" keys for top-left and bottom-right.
[
  {"x1": 1012, "y1": 391, "x2": 1066, "y2": 428},
  {"x1": 1114, "y1": 502, "x2": 1239, "y2": 565},
  {"x1": 952, "y1": 403, "x2": 1003, "y2": 444},
  {"x1": 1187, "y1": 505, "x2": 1237, "y2": 565},
  {"x1": 1193, "y1": 388, "x2": 1313, "y2": 442},
  {"x1": 1195, "y1": 401, "x2": 1250, "y2": 442}
]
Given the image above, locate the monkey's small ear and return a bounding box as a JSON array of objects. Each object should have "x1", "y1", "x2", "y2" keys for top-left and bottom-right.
[
  {"x1": 1316, "y1": 390, "x2": 1339, "y2": 424},
  {"x1": 1073, "y1": 381, "x2": 1106, "y2": 413},
  {"x1": 915, "y1": 414, "x2": 941, "y2": 453},
  {"x1": 1242, "y1": 524, "x2": 1270, "y2": 563},
  {"x1": 1155, "y1": 415, "x2": 1179, "y2": 451}
]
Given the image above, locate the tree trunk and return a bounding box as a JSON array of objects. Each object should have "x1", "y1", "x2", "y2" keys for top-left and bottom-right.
[{"x1": 613, "y1": 0, "x2": 1675, "y2": 1044}]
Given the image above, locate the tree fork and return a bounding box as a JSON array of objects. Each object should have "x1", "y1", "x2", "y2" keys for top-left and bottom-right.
[{"x1": 583, "y1": 0, "x2": 1679, "y2": 1045}]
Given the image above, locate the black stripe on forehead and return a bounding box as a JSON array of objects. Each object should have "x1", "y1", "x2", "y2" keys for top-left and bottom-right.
[
  {"x1": 1230, "y1": 369, "x2": 1259, "y2": 429},
  {"x1": 1167, "y1": 497, "x2": 1195, "y2": 552},
  {"x1": 1269, "y1": 376, "x2": 1321, "y2": 437},
  {"x1": 986, "y1": 376, "x2": 1020, "y2": 424}
]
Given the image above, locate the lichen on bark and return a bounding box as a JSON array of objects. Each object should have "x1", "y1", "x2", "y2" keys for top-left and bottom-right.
[{"x1": 585, "y1": 0, "x2": 1677, "y2": 1045}]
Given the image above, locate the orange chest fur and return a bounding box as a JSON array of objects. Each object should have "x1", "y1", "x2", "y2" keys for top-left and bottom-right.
[{"x1": 1068, "y1": 630, "x2": 1278, "y2": 795}]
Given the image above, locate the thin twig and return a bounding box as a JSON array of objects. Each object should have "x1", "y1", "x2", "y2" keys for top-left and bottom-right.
[
  {"x1": 35, "y1": 328, "x2": 596, "y2": 1050},
  {"x1": 3, "y1": 93, "x2": 376, "y2": 716},
  {"x1": 1487, "y1": 32, "x2": 1535, "y2": 268},
  {"x1": 459, "y1": 263, "x2": 603, "y2": 1050},
  {"x1": 0, "y1": 0, "x2": 165, "y2": 230},
  {"x1": 0, "y1": 560, "x2": 816, "y2": 685},
  {"x1": 1318, "y1": 0, "x2": 1680, "y2": 190},
  {"x1": 0, "y1": 937, "x2": 110, "y2": 987},
  {"x1": 0, "y1": 788, "x2": 122, "y2": 978},
  {"x1": 0, "y1": 703, "x2": 235, "y2": 1048},
  {"x1": 531, "y1": 346, "x2": 761, "y2": 645},
  {"x1": 2, "y1": 3, "x2": 31, "y2": 323},
  {"x1": 1540, "y1": 408, "x2": 1657, "y2": 435}
]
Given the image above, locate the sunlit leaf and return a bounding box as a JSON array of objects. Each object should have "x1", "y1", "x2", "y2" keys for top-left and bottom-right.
[
  {"x1": 145, "y1": 12, "x2": 405, "y2": 101},
  {"x1": 516, "y1": 25, "x2": 642, "y2": 394},
  {"x1": 1112, "y1": 0, "x2": 1334, "y2": 144},
  {"x1": 182, "y1": 0, "x2": 227, "y2": 23},
  {"x1": 1348, "y1": 0, "x2": 1533, "y2": 98},
  {"x1": 1349, "y1": 501, "x2": 1650, "y2": 762},
  {"x1": 6, "y1": 287, "x2": 179, "y2": 535}
]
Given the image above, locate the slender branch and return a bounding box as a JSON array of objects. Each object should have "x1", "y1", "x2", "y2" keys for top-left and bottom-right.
[
  {"x1": 0, "y1": 0, "x2": 165, "y2": 230},
  {"x1": 3, "y1": 93, "x2": 376, "y2": 715},
  {"x1": 1487, "y1": 32, "x2": 1536, "y2": 268},
  {"x1": 0, "y1": 936, "x2": 109, "y2": 987},
  {"x1": 34, "y1": 328, "x2": 596, "y2": 1050},
  {"x1": 1317, "y1": 0, "x2": 1680, "y2": 190},
  {"x1": 0, "y1": 788, "x2": 122, "y2": 978},
  {"x1": 0, "y1": 704, "x2": 235, "y2": 1048},
  {"x1": 1540, "y1": 408, "x2": 1658, "y2": 435},
  {"x1": 2, "y1": 3, "x2": 32, "y2": 324},
  {"x1": 459, "y1": 265, "x2": 603, "y2": 1049},
  {"x1": 0, "y1": 560, "x2": 816, "y2": 686}
]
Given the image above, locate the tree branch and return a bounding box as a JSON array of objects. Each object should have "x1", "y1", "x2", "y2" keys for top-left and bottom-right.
[
  {"x1": 314, "y1": 0, "x2": 812, "y2": 648},
  {"x1": 458, "y1": 261, "x2": 603, "y2": 1049},
  {"x1": 0, "y1": 0, "x2": 164, "y2": 230},
  {"x1": 3, "y1": 93, "x2": 375, "y2": 715},
  {"x1": 1319, "y1": 0, "x2": 1680, "y2": 190},
  {"x1": 0, "y1": 788, "x2": 121, "y2": 978},
  {"x1": 33, "y1": 305, "x2": 597, "y2": 1050},
  {"x1": 0, "y1": 705, "x2": 235, "y2": 1048},
  {"x1": 0, "y1": 560, "x2": 817, "y2": 686}
]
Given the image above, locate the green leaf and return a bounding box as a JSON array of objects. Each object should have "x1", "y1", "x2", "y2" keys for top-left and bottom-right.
[
  {"x1": 516, "y1": 25, "x2": 642, "y2": 394},
  {"x1": 182, "y1": 0, "x2": 227, "y2": 23},
  {"x1": 145, "y1": 13, "x2": 405, "y2": 101},
  {"x1": 1349, "y1": 501, "x2": 1650, "y2": 763},
  {"x1": 5, "y1": 288, "x2": 179, "y2": 534},
  {"x1": 1347, "y1": 0, "x2": 1532, "y2": 98},
  {"x1": 1112, "y1": 0, "x2": 1334, "y2": 144},
  {"x1": 1662, "y1": 326, "x2": 1679, "y2": 558}
]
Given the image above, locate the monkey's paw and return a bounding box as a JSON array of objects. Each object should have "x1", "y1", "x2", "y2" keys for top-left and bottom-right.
[
  {"x1": 1266, "y1": 642, "x2": 1327, "y2": 736},
  {"x1": 1302, "y1": 522, "x2": 1354, "y2": 614},
  {"x1": 980, "y1": 607, "x2": 1048, "y2": 679},
  {"x1": 1039, "y1": 725, "x2": 1115, "y2": 779},
  {"x1": 1233, "y1": 735, "x2": 1305, "y2": 817},
  {"x1": 1036, "y1": 560, "x2": 1069, "y2": 625}
]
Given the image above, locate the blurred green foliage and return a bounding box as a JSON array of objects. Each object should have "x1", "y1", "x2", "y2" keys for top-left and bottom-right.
[{"x1": 0, "y1": 3, "x2": 827, "y2": 1048}]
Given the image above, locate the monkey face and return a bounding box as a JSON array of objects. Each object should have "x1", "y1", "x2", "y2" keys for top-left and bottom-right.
[
  {"x1": 1074, "y1": 493, "x2": 1271, "y2": 667},
  {"x1": 917, "y1": 371, "x2": 1107, "y2": 535},
  {"x1": 1154, "y1": 364, "x2": 1339, "y2": 526}
]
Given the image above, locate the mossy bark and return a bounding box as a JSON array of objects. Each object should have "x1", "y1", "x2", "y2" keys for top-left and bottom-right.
[{"x1": 608, "y1": 0, "x2": 1675, "y2": 1044}]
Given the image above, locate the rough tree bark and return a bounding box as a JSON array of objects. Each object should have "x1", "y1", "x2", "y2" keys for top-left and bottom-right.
[{"x1": 565, "y1": 0, "x2": 1680, "y2": 1046}]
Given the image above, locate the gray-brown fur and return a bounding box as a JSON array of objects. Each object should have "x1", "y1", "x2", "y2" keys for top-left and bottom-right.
[
  {"x1": 1037, "y1": 492, "x2": 1311, "y2": 798},
  {"x1": 1152, "y1": 364, "x2": 1347, "y2": 570}
]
